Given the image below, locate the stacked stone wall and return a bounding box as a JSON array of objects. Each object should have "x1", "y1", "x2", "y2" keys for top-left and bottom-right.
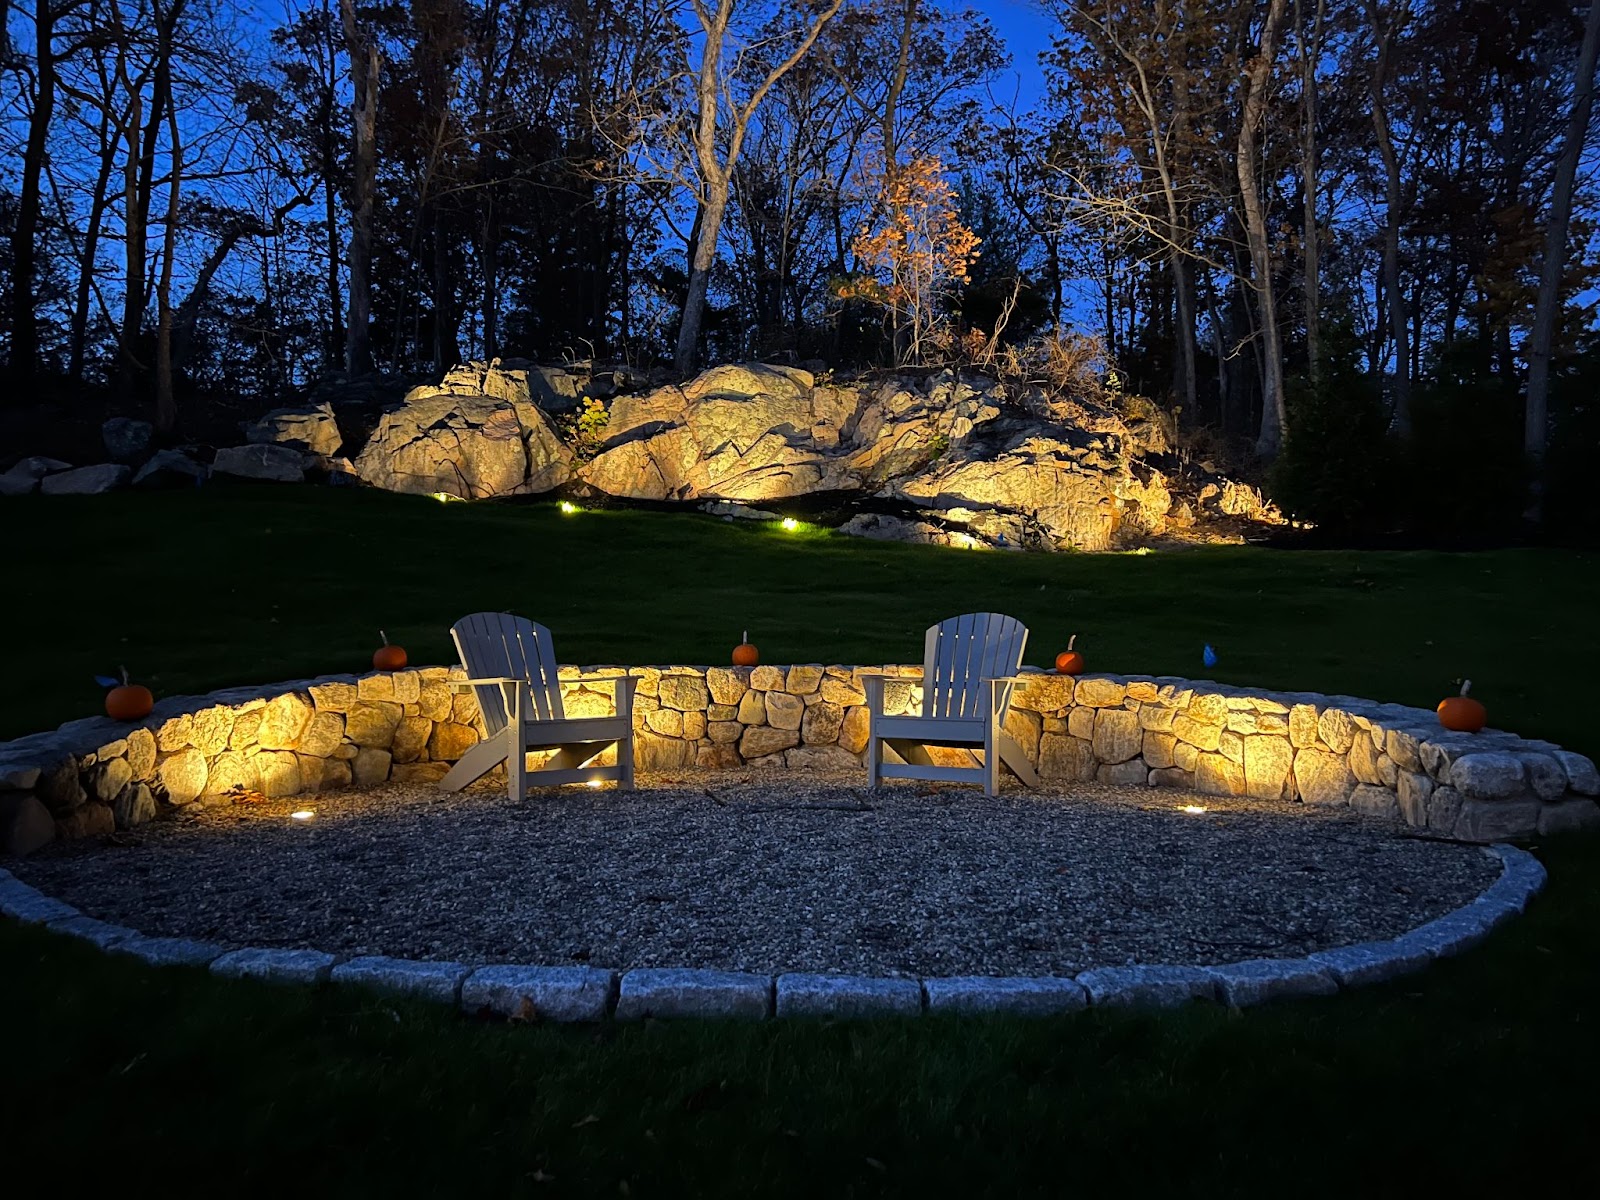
[{"x1": 2, "y1": 666, "x2": 1595, "y2": 854}]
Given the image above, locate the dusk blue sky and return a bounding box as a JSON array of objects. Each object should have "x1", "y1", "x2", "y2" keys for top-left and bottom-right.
[{"x1": 983, "y1": 0, "x2": 1057, "y2": 110}]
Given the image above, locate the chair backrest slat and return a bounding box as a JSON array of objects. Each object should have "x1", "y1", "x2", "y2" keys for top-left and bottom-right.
[
  {"x1": 920, "y1": 612, "x2": 1029, "y2": 719},
  {"x1": 450, "y1": 612, "x2": 565, "y2": 733}
]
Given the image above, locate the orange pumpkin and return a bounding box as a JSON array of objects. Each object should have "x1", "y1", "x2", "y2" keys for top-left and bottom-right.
[
  {"x1": 732, "y1": 631, "x2": 759, "y2": 667},
  {"x1": 1437, "y1": 679, "x2": 1486, "y2": 733},
  {"x1": 1055, "y1": 634, "x2": 1084, "y2": 676},
  {"x1": 373, "y1": 630, "x2": 408, "y2": 672},
  {"x1": 105, "y1": 668, "x2": 154, "y2": 722}
]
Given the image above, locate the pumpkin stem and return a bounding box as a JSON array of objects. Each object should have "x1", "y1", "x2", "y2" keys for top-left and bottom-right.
[
  {"x1": 1461, "y1": 679, "x2": 1472, "y2": 697},
  {"x1": 742, "y1": 630, "x2": 748, "y2": 643},
  {"x1": 120, "y1": 665, "x2": 129, "y2": 686},
  {"x1": 380, "y1": 629, "x2": 389, "y2": 646},
  {"x1": 1067, "y1": 634, "x2": 1077, "y2": 652}
]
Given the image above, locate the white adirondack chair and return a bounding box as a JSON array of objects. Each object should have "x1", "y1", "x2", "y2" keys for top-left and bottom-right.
[
  {"x1": 439, "y1": 612, "x2": 637, "y2": 798},
  {"x1": 864, "y1": 612, "x2": 1041, "y2": 798}
]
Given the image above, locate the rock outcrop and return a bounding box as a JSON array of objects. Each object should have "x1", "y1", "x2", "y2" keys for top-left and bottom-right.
[
  {"x1": 101, "y1": 418, "x2": 155, "y2": 463},
  {"x1": 353, "y1": 391, "x2": 572, "y2": 499},
  {"x1": 570, "y1": 364, "x2": 1276, "y2": 550},
  {"x1": 2, "y1": 354, "x2": 1277, "y2": 551},
  {"x1": 0, "y1": 457, "x2": 73, "y2": 496},
  {"x1": 133, "y1": 449, "x2": 209, "y2": 488},
  {"x1": 243, "y1": 401, "x2": 342, "y2": 457},
  {"x1": 39, "y1": 464, "x2": 131, "y2": 495},
  {"x1": 213, "y1": 444, "x2": 308, "y2": 483}
]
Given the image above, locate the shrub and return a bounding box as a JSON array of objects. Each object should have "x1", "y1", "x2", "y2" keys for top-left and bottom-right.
[{"x1": 561, "y1": 397, "x2": 611, "y2": 463}]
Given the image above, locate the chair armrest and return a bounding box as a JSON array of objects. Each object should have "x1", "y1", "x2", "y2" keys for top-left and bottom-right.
[
  {"x1": 612, "y1": 675, "x2": 638, "y2": 719},
  {"x1": 448, "y1": 677, "x2": 520, "y2": 693}
]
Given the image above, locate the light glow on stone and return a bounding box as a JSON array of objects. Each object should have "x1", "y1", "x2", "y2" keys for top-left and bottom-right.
[
  {"x1": 430, "y1": 491, "x2": 463, "y2": 503},
  {"x1": 290, "y1": 810, "x2": 315, "y2": 821}
]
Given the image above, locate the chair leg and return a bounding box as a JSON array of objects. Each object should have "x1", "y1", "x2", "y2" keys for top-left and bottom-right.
[
  {"x1": 997, "y1": 730, "x2": 1041, "y2": 788},
  {"x1": 619, "y1": 736, "x2": 635, "y2": 792},
  {"x1": 439, "y1": 738, "x2": 508, "y2": 792},
  {"x1": 506, "y1": 726, "x2": 526, "y2": 801},
  {"x1": 984, "y1": 716, "x2": 1000, "y2": 798},
  {"x1": 866, "y1": 729, "x2": 881, "y2": 789}
]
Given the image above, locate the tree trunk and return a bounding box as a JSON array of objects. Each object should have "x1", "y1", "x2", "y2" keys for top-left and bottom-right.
[
  {"x1": 672, "y1": 0, "x2": 843, "y2": 375},
  {"x1": 881, "y1": 0, "x2": 918, "y2": 364},
  {"x1": 10, "y1": 0, "x2": 57, "y2": 383},
  {"x1": 70, "y1": 96, "x2": 118, "y2": 382},
  {"x1": 1172, "y1": 253, "x2": 1198, "y2": 420},
  {"x1": 675, "y1": 182, "x2": 728, "y2": 374},
  {"x1": 120, "y1": 1, "x2": 183, "y2": 400},
  {"x1": 1525, "y1": 0, "x2": 1600, "y2": 517},
  {"x1": 119, "y1": 86, "x2": 144, "y2": 395},
  {"x1": 1239, "y1": 0, "x2": 1289, "y2": 458},
  {"x1": 341, "y1": 0, "x2": 378, "y2": 377},
  {"x1": 1366, "y1": 0, "x2": 1411, "y2": 434},
  {"x1": 1297, "y1": 0, "x2": 1325, "y2": 382},
  {"x1": 154, "y1": 97, "x2": 182, "y2": 433}
]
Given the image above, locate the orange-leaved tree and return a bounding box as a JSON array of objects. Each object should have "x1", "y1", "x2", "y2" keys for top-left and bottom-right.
[{"x1": 836, "y1": 154, "x2": 980, "y2": 365}]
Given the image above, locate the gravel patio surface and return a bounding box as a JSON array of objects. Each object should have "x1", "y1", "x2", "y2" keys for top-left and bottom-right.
[{"x1": 12, "y1": 770, "x2": 1500, "y2": 978}]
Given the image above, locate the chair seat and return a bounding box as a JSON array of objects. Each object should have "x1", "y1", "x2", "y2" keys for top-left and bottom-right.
[
  {"x1": 872, "y1": 713, "x2": 989, "y2": 743},
  {"x1": 520, "y1": 716, "x2": 630, "y2": 745}
]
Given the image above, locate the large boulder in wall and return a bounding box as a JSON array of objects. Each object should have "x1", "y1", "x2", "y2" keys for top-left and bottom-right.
[{"x1": 354, "y1": 393, "x2": 572, "y2": 499}]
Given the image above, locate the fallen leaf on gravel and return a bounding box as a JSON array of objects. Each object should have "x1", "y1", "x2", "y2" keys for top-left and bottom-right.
[
  {"x1": 573, "y1": 1114, "x2": 600, "y2": 1128},
  {"x1": 865, "y1": 1157, "x2": 887, "y2": 1172}
]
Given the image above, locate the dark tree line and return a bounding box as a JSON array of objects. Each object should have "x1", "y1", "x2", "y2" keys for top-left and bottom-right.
[{"x1": 3, "y1": 0, "x2": 1599, "y2": 531}]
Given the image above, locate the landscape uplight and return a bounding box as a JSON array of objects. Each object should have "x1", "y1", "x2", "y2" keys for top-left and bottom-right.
[
  {"x1": 290, "y1": 810, "x2": 315, "y2": 821},
  {"x1": 781, "y1": 517, "x2": 800, "y2": 531},
  {"x1": 560, "y1": 501, "x2": 579, "y2": 515}
]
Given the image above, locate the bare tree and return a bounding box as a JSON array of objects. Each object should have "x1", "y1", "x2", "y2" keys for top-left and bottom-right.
[
  {"x1": 1525, "y1": 0, "x2": 1600, "y2": 517},
  {"x1": 339, "y1": 0, "x2": 378, "y2": 376},
  {"x1": 672, "y1": 0, "x2": 845, "y2": 375},
  {"x1": 1294, "y1": 0, "x2": 1325, "y2": 382},
  {"x1": 9, "y1": 0, "x2": 93, "y2": 383},
  {"x1": 1067, "y1": 1, "x2": 1212, "y2": 418},
  {"x1": 1365, "y1": 0, "x2": 1412, "y2": 435},
  {"x1": 1237, "y1": 0, "x2": 1289, "y2": 457}
]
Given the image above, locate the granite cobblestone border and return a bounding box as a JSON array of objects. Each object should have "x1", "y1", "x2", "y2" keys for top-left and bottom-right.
[{"x1": 0, "y1": 844, "x2": 1549, "y2": 1021}]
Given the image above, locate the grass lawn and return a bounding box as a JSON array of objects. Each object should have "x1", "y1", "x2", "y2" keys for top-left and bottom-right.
[{"x1": 3, "y1": 483, "x2": 1599, "y2": 1194}]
